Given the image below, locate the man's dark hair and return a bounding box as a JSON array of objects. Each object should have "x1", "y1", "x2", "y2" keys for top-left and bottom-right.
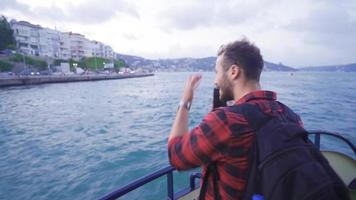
[{"x1": 217, "y1": 39, "x2": 264, "y2": 81}]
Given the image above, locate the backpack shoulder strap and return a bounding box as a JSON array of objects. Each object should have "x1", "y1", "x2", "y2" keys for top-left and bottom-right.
[
  {"x1": 199, "y1": 104, "x2": 265, "y2": 200},
  {"x1": 199, "y1": 163, "x2": 221, "y2": 200},
  {"x1": 239, "y1": 103, "x2": 271, "y2": 200}
]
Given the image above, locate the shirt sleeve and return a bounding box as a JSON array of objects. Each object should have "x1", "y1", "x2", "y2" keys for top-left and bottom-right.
[{"x1": 168, "y1": 109, "x2": 232, "y2": 170}]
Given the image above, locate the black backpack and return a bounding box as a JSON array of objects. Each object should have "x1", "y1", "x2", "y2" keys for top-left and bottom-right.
[{"x1": 199, "y1": 103, "x2": 350, "y2": 200}]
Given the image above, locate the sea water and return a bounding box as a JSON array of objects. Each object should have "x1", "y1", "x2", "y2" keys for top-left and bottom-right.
[{"x1": 0, "y1": 72, "x2": 355, "y2": 200}]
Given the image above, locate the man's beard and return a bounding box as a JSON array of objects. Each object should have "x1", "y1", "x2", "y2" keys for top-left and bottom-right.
[{"x1": 219, "y1": 76, "x2": 234, "y2": 102}]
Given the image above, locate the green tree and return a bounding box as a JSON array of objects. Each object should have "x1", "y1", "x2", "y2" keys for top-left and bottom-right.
[
  {"x1": 83, "y1": 57, "x2": 108, "y2": 70},
  {"x1": 114, "y1": 59, "x2": 126, "y2": 70},
  {"x1": 9, "y1": 54, "x2": 47, "y2": 70},
  {"x1": 0, "y1": 60, "x2": 14, "y2": 72},
  {"x1": 0, "y1": 16, "x2": 16, "y2": 50}
]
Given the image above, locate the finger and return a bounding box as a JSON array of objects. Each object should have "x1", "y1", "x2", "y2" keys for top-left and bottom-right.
[
  {"x1": 193, "y1": 74, "x2": 202, "y2": 83},
  {"x1": 192, "y1": 74, "x2": 202, "y2": 89}
]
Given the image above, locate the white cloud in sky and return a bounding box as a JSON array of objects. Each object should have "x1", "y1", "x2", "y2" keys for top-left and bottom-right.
[{"x1": 1, "y1": 0, "x2": 355, "y2": 67}]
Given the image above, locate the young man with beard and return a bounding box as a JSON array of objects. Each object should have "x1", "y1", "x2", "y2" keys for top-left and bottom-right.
[{"x1": 167, "y1": 39, "x2": 348, "y2": 200}]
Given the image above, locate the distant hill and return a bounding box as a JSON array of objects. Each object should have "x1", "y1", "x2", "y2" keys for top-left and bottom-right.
[
  {"x1": 299, "y1": 63, "x2": 356, "y2": 72},
  {"x1": 264, "y1": 61, "x2": 297, "y2": 72},
  {"x1": 116, "y1": 53, "x2": 296, "y2": 72}
]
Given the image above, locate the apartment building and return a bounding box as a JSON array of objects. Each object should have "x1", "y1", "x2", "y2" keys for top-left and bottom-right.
[
  {"x1": 10, "y1": 20, "x2": 115, "y2": 61},
  {"x1": 59, "y1": 32, "x2": 71, "y2": 60},
  {"x1": 38, "y1": 28, "x2": 61, "y2": 58},
  {"x1": 90, "y1": 41, "x2": 114, "y2": 59},
  {"x1": 10, "y1": 20, "x2": 41, "y2": 56},
  {"x1": 67, "y1": 32, "x2": 92, "y2": 60},
  {"x1": 104, "y1": 45, "x2": 114, "y2": 59},
  {"x1": 91, "y1": 40, "x2": 104, "y2": 57}
]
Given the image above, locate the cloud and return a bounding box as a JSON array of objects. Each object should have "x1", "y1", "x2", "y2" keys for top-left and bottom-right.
[
  {"x1": 280, "y1": 0, "x2": 356, "y2": 65},
  {"x1": 160, "y1": 2, "x2": 214, "y2": 30},
  {"x1": 159, "y1": 0, "x2": 273, "y2": 31},
  {"x1": 122, "y1": 33, "x2": 140, "y2": 40},
  {"x1": 0, "y1": 0, "x2": 26, "y2": 11},
  {"x1": 0, "y1": 0, "x2": 138, "y2": 24},
  {"x1": 34, "y1": 4, "x2": 66, "y2": 22},
  {"x1": 285, "y1": 2, "x2": 356, "y2": 34},
  {"x1": 1, "y1": 0, "x2": 356, "y2": 66},
  {"x1": 66, "y1": 0, "x2": 139, "y2": 24},
  {"x1": 0, "y1": 0, "x2": 30, "y2": 15}
]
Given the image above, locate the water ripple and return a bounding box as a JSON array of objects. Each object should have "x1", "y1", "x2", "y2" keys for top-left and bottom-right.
[{"x1": 0, "y1": 72, "x2": 355, "y2": 200}]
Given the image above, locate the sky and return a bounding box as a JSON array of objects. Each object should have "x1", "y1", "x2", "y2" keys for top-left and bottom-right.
[{"x1": 1, "y1": 0, "x2": 356, "y2": 67}]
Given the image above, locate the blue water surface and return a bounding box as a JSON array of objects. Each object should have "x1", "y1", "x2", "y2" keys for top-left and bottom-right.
[{"x1": 0, "y1": 72, "x2": 355, "y2": 200}]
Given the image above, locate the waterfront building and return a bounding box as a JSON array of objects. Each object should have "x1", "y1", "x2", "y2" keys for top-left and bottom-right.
[
  {"x1": 67, "y1": 32, "x2": 92, "y2": 60},
  {"x1": 91, "y1": 40, "x2": 104, "y2": 58},
  {"x1": 10, "y1": 20, "x2": 41, "y2": 56},
  {"x1": 59, "y1": 32, "x2": 71, "y2": 60},
  {"x1": 38, "y1": 28, "x2": 60, "y2": 58},
  {"x1": 10, "y1": 19, "x2": 115, "y2": 61},
  {"x1": 104, "y1": 45, "x2": 114, "y2": 59}
]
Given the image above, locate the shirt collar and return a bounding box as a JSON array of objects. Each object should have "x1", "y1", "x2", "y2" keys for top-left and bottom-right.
[{"x1": 235, "y1": 90, "x2": 277, "y2": 105}]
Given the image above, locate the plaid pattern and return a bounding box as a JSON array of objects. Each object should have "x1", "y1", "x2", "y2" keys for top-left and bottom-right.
[{"x1": 168, "y1": 90, "x2": 304, "y2": 200}]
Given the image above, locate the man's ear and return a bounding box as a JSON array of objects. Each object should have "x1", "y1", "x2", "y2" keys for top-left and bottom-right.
[{"x1": 229, "y1": 64, "x2": 240, "y2": 80}]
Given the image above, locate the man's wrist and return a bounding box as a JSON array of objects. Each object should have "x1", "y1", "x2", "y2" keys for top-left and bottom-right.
[{"x1": 178, "y1": 100, "x2": 191, "y2": 111}]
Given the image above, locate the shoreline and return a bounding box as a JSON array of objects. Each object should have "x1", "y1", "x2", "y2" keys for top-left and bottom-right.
[{"x1": 0, "y1": 73, "x2": 154, "y2": 87}]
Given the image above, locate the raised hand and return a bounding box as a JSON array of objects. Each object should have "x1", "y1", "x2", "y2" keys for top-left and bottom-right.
[{"x1": 182, "y1": 74, "x2": 202, "y2": 103}]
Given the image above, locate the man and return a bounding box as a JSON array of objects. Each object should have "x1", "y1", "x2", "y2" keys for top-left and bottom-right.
[{"x1": 167, "y1": 39, "x2": 348, "y2": 200}]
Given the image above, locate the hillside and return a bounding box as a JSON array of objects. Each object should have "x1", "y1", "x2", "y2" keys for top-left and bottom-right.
[
  {"x1": 116, "y1": 53, "x2": 296, "y2": 72},
  {"x1": 299, "y1": 63, "x2": 356, "y2": 72},
  {"x1": 263, "y1": 61, "x2": 297, "y2": 72}
]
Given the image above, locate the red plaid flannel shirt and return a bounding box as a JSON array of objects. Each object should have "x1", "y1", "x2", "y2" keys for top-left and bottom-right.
[{"x1": 168, "y1": 90, "x2": 303, "y2": 200}]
